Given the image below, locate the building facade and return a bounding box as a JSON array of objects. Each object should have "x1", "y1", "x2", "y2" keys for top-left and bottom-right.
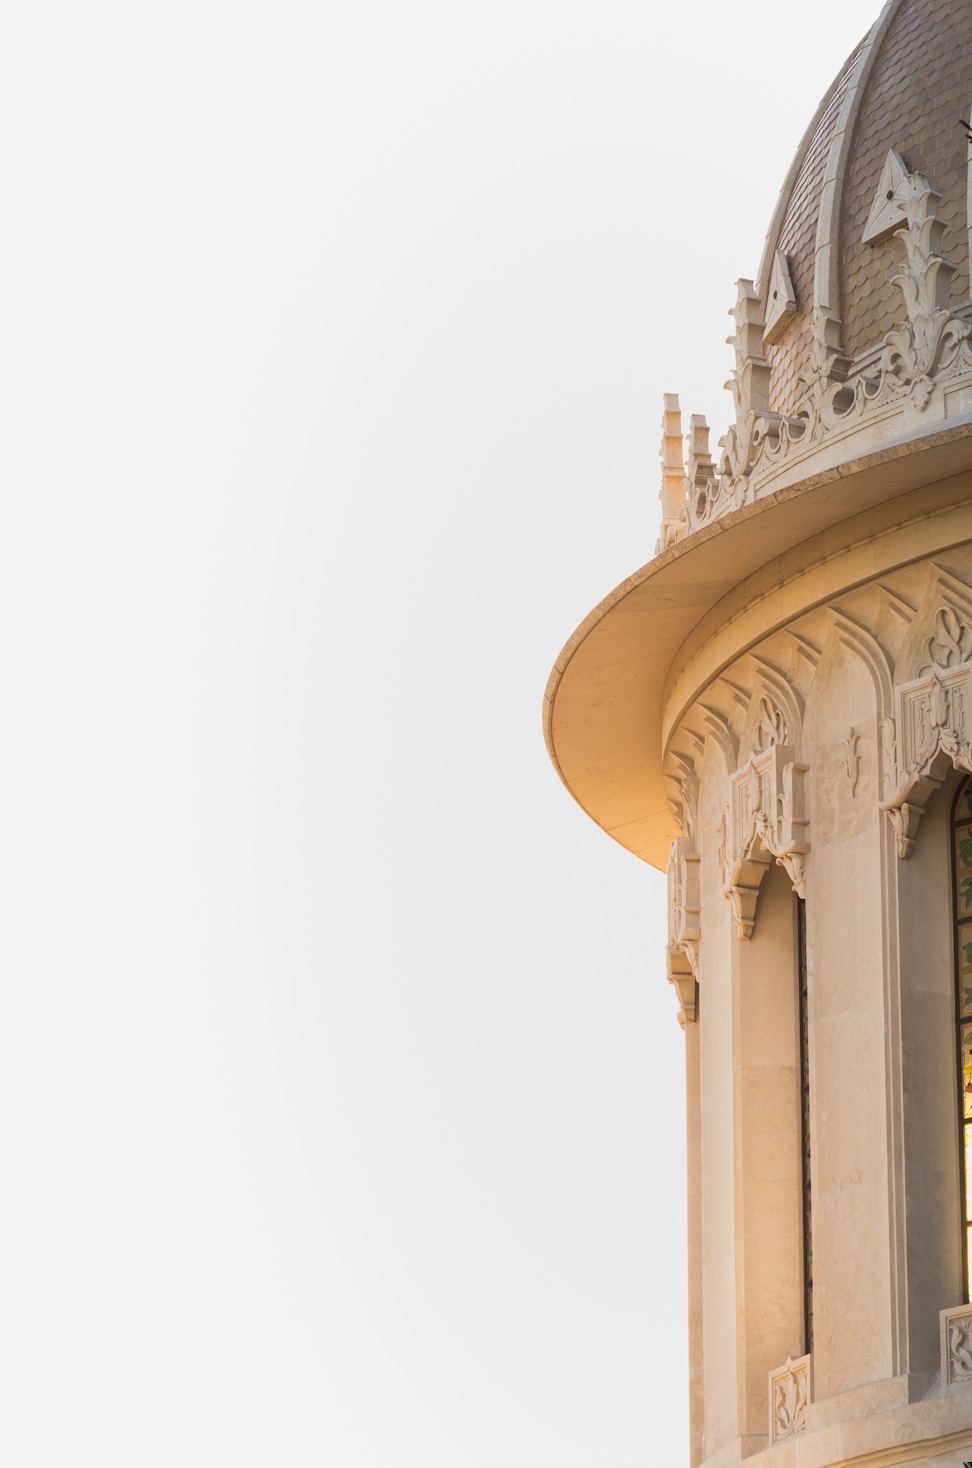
[{"x1": 544, "y1": 4, "x2": 972, "y2": 1466}]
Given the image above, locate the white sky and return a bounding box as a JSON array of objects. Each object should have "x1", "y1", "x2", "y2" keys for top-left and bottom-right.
[{"x1": 0, "y1": 2, "x2": 880, "y2": 1463}]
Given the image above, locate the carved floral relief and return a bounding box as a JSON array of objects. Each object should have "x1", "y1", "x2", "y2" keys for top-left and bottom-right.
[
  {"x1": 941, "y1": 1305, "x2": 972, "y2": 1389},
  {"x1": 768, "y1": 1354, "x2": 811, "y2": 1443}
]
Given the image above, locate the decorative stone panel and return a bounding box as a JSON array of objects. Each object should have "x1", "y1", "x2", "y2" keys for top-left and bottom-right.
[
  {"x1": 725, "y1": 745, "x2": 809, "y2": 939},
  {"x1": 882, "y1": 640, "x2": 972, "y2": 856},
  {"x1": 666, "y1": 837, "x2": 700, "y2": 1026},
  {"x1": 941, "y1": 1304, "x2": 972, "y2": 1389},
  {"x1": 768, "y1": 1354, "x2": 811, "y2": 1443}
]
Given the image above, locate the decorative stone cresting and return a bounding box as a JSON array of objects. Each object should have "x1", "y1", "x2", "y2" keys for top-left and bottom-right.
[
  {"x1": 724, "y1": 696, "x2": 809, "y2": 938},
  {"x1": 663, "y1": 164, "x2": 972, "y2": 535},
  {"x1": 768, "y1": 1354, "x2": 811, "y2": 1443},
  {"x1": 941, "y1": 1304, "x2": 972, "y2": 1389},
  {"x1": 666, "y1": 837, "x2": 700, "y2": 1026},
  {"x1": 882, "y1": 605, "x2": 972, "y2": 857}
]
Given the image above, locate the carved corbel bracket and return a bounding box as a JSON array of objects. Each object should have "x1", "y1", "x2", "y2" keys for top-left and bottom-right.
[
  {"x1": 667, "y1": 837, "x2": 701, "y2": 1024},
  {"x1": 882, "y1": 655, "x2": 972, "y2": 856},
  {"x1": 725, "y1": 746, "x2": 810, "y2": 937},
  {"x1": 666, "y1": 947, "x2": 697, "y2": 1028},
  {"x1": 725, "y1": 854, "x2": 772, "y2": 940},
  {"x1": 886, "y1": 801, "x2": 924, "y2": 860}
]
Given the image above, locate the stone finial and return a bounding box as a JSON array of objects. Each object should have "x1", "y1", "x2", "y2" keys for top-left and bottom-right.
[
  {"x1": 657, "y1": 393, "x2": 687, "y2": 553},
  {"x1": 686, "y1": 415, "x2": 715, "y2": 493},
  {"x1": 720, "y1": 280, "x2": 777, "y2": 483},
  {"x1": 684, "y1": 414, "x2": 718, "y2": 526},
  {"x1": 726, "y1": 279, "x2": 771, "y2": 422},
  {"x1": 881, "y1": 169, "x2": 970, "y2": 406}
]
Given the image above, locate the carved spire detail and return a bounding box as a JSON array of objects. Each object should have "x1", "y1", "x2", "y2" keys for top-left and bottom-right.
[{"x1": 656, "y1": 393, "x2": 687, "y2": 553}]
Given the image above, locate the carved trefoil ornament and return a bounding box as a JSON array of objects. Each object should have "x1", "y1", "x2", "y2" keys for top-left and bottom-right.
[
  {"x1": 768, "y1": 1354, "x2": 811, "y2": 1443},
  {"x1": 941, "y1": 1304, "x2": 972, "y2": 1389},
  {"x1": 725, "y1": 737, "x2": 810, "y2": 939},
  {"x1": 763, "y1": 249, "x2": 797, "y2": 346},
  {"x1": 666, "y1": 838, "x2": 700, "y2": 1026},
  {"x1": 882, "y1": 607, "x2": 972, "y2": 857},
  {"x1": 862, "y1": 148, "x2": 909, "y2": 244}
]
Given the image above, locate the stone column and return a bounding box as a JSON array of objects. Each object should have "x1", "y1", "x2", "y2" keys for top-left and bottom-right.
[
  {"x1": 729, "y1": 861, "x2": 805, "y2": 1448},
  {"x1": 685, "y1": 1019, "x2": 703, "y2": 1468}
]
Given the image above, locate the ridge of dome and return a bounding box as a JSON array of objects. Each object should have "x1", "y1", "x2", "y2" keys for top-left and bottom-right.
[{"x1": 658, "y1": 0, "x2": 972, "y2": 552}]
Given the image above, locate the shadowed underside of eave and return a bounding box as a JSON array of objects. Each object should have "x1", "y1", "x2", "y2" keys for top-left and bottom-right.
[{"x1": 543, "y1": 418, "x2": 972, "y2": 873}]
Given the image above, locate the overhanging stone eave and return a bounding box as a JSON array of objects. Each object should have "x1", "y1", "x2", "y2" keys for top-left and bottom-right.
[{"x1": 543, "y1": 414, "x2": 972, "y2": 873}]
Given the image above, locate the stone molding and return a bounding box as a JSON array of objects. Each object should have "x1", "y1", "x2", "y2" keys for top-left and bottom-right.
[
  {"x1": 882, "y1": 605, "x2": 972, "y2": 857},
  {"x1": 942, "y1": 1305, "x2": 972, "y2": 1391},
  {"x1": 768, "y1": 1354, "x2": 811, "y2": 1443},
  {"x1": 659, "y1": 505, "x2": 972, "y2": 769},
  {"x1": 724, "y1": 739, "x2": 809, "y2": 939}
]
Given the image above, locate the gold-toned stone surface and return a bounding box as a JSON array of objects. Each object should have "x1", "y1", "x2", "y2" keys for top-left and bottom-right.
[
  {"x1": 546, "y1": 8, "x2": 972, "y2": 1468},
  {"x1": 839, "y1": 0, "x2": 972, "y2": 362},
  {"x1": 767, "y1": 40, "x2": 866, "y2": 418}
]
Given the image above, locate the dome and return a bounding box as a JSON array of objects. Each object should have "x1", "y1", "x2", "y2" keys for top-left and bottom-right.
[
  {"x1": 544, "y1": 0, "x2": 972, "y2": 873},
  {"x1": 544, "y1": 8, "x2": 972, "y2": 1456},
  {"x1": 678, "y1": 0, "x2": 972, "y2": 538}
]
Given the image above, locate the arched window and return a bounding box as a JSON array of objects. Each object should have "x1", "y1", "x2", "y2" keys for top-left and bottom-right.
[
  {"x1": 798, "y1": 894, "x2": 812, "y2": 1353},
  {"x1": 953, "y1": 778, "x2": 972, "y2": 1299}
]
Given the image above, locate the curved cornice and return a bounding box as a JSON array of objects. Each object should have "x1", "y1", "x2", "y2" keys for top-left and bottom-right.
[
  {"x1": 543, "y1": 418, "x2": 972, "y2": 872},
  {"x1": 662, "y1": 473, "x2": 972, "y2": 755}
]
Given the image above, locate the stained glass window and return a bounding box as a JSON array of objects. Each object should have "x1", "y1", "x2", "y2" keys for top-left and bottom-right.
[
  {"x1": 953, "y1": 778, "x2": 972, "y2": 1299},
  {"x1": 797, "y1": 896, "x2": 812, "y2": 1354}
]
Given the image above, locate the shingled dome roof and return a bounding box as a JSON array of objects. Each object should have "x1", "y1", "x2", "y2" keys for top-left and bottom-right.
[
  {"x1": 544, "y1": 0, "x2": 972, "y2": 872},
  {"x1": 765, "y1": 0, "x2": 972, "y2": 423}
]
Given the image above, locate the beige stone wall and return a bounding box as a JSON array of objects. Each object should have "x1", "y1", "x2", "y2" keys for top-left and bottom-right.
[
  {"x1": 698, "y1": 738, "x2": 738, "y2": 1457},
  {"x1": 669, "y1": 530, "x2": 972, "y2": 1467},
  {"x1": 805, "y1": 635, "x2": 891, "y2": 1398},
  {"x1": 898, "y1": 770, "x2": 963, "y2": 1381}
]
